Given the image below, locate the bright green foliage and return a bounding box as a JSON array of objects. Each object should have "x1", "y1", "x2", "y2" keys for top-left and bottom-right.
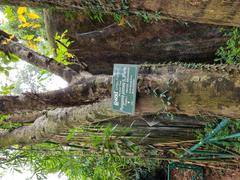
[
  {"x1": 87, "y1": 10, "x2": 105, "y2": 23},
  {"x1": 54, "y1": 30, "x2": 74, "y2": 65},
  {"x1": 0, "y1": 6, "x2": 50, "y2": 85},
  {"x1": 0, "y1": 114, "x2": 22, "y2": 130},
  {"x1": 0, "y1": 114, "x2": 8, "y2": 122},
  {"x1": 113, "y1": 13, "x2": 122, "y2": 24},
  {"x1": 0, "y1": 121, "x2": 21, "y2": 130},
  {"x1": 63, "y1": 125, "x2": 160, "y2": 179},
  {"x1": 0, "y1": 125, "x2": 159, "y2": 179},
  {"x1": 1, "y1": 6, "x2": 44, "y2": 40},
  {"x1": 0, "y1": 84, "x2": 15, "y2": 95},
  {"x1": 0, "y1": 138, "x2": 158, "y2": 180},
  {"x1": 4, "y1": 145, "x2": 94, "y2": 179},
  {"x1": 66, "y1": 127, "x2": 81, "y2": 141},
  {"x1": 22, "y1": 34, "x2": 35, "y2": 41},
  {"x1": 2, "y1": 6, "x2": 54, "y2": 62},
  {"x1": 3, "y1": 6, "x2": 15, "y2": 23},
  {"x1": 215, "y1": 27, "x2": 240, "y2": 64}
]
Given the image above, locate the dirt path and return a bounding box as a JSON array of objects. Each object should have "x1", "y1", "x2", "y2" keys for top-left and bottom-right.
[{"x1": 172, "y1": 168, "x2": 240, "y2": 180}]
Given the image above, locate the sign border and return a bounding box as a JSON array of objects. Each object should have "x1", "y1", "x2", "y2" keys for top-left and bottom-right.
[{"x1": 111, "y1": 64, "x2": 139, "y2": 115}]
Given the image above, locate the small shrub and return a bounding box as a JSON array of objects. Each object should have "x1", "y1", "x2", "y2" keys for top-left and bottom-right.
[{"x1": 215, "y1": 28, "x2": 240, "y2": 64}]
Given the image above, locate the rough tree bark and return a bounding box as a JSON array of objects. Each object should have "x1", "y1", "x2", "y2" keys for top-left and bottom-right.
[
  {"x1": 0, "y1": 62, "x2": 239, "y2": 118},
  {"x1": 2, "y1": 0, "x2": 240, "y2": 27},
  {"x1": 44, "y1": 10, "x2": 228, "y2": 74},
  {"x1": 0, "y1": 99, "x2": 118, "y2": 147},
  {"x1": 0, "y1": 75, "x2": 111, "y2": 113},
  {"x1": 0, "y1": 99, "x2": 207, "y2": 147},
  {"x1": 6, "y1": 111, "x2": 46, "y2": 123}
]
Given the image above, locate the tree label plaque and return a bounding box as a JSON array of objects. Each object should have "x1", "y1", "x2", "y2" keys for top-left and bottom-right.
[{"x1": 112, "y1": 64, "x2": 138, "y2": 114}]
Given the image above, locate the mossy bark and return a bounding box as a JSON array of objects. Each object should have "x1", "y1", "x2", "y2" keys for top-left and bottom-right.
[{"x1": 2, "y1": 0, "x2": 240, "y2": 27}]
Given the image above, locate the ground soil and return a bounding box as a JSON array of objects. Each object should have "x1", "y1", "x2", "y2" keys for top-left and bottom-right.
[{"x1": 172, "y1": 167, "x2": 240, "y2": 180}]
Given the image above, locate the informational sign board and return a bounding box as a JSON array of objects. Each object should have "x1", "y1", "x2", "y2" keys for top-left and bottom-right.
[{"x1": 112, "y1": 64, "x2": 138, "y2": 114}]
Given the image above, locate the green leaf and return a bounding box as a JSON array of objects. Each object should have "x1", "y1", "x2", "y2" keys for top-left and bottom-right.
[
  {"x1": 215, "y1": 27, "x2": 240, "y2": 64},
  {"x1": 54, "y1": 30, "x2": 74, "y2": 65},
  {"x1": 66, "y1": 128, "x2": 81, "y2": 140},
  {"x1": 0, "y1": 84, "x2": 16, "y2": 95},
  {"x1": 4, "y1": 6, "x2": 15, "y2": 22},
  {"x1": 22, "y1": 34, "x2": 35, "y2": 41}
]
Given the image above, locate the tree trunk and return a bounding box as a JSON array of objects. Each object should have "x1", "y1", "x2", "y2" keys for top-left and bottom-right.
[
  {"x1": 1, "y1": 63, "x2": 240, "y2": 118},
  {"x1": 130, "y1": 0, "x2": 240, "y2": 27},
  {"x1": 136, "y1": 64, "x2": 240, "y2": 118},
  {"x1": 2, "y1": 0, "x2": 240, "y2": 27},
  {"x1": 0, "y1": 75, "x2": 111, "y2": 113},
  {"x1": 1, "y1": 63, "x2": 239, "y2": 117},
  {"x1": 0, "y1": 98, "x2": 207, "y2": 147},
  {"x1": 44, "y1": 10, "x2": 228, "y2": 74}
]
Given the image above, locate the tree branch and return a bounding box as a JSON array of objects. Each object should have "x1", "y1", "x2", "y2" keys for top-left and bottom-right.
[
  {"x1": 0, "y1": 29, "x2": 85, "y2": 83},
  {"x1": 5, "y1": 111, "x2": 46, "y2": 123},
  {"x1": 0, "y1": 75, "x2": 111, "y2": 114},
  {"x1": 0, "y1": 99, "x2": 120, "y2": 147}
]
